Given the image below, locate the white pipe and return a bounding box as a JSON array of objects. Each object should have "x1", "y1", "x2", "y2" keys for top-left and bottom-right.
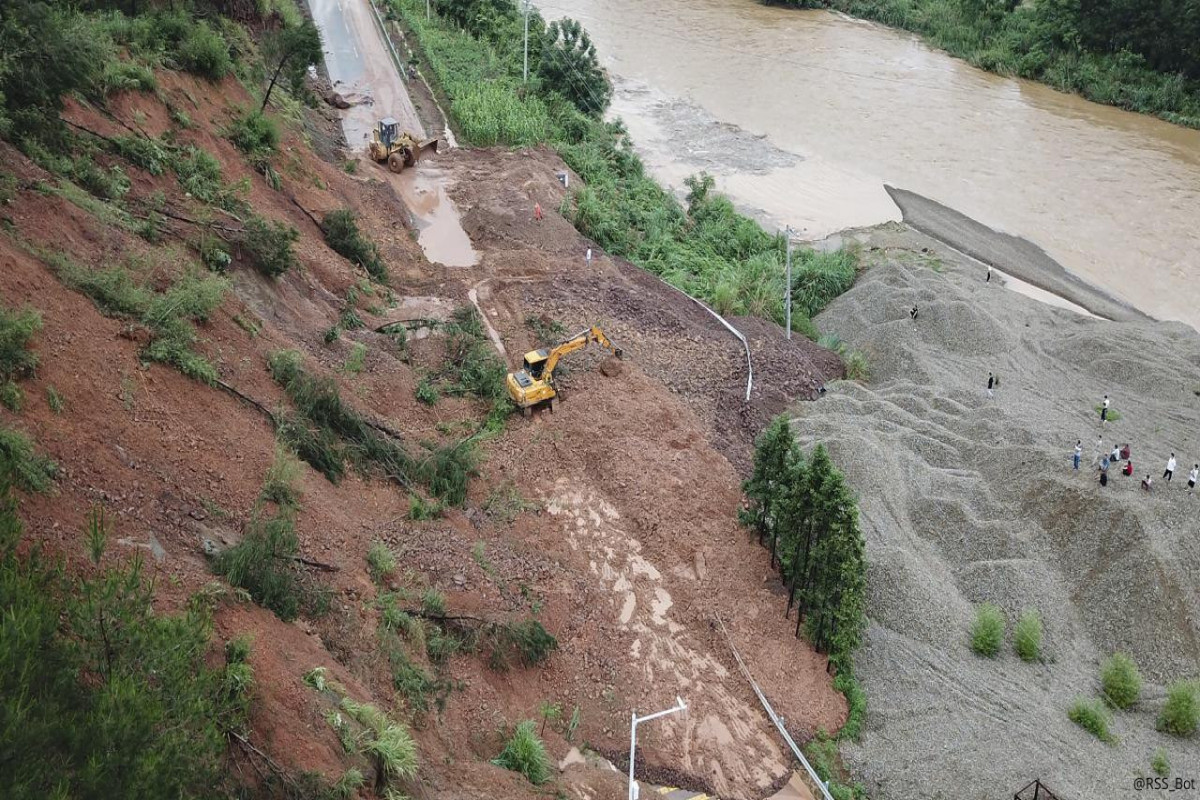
[{"x1": 716, "y1": 615, "x2": 836, "y2": 800}]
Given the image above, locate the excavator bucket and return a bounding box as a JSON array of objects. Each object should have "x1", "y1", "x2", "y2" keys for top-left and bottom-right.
[{"x1": 417, "y1": 137, "x2": 439, "y2": 159}]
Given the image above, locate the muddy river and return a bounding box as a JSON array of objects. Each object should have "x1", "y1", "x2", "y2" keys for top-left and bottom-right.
[{"x1": 538, "y1": 0, "x2": 1200, "y2": 329}]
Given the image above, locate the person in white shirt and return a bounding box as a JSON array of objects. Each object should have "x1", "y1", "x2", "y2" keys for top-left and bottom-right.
[
  {"x1": 1073, "y1": 440, "x2": 1082, "y2": 471},
  {"x1": 1101, "y1": 395, "x2": 1110, "y2": 423},
  {"x1": 1110, "y1": 444, "x2": 1121, "y2": 464},
  {"x1": 1189, "y1": 465, "x2": 1198, "y2": 495},
  {"x1": 1164, "y1": 453, "x2": 1177, "y2": 482}
]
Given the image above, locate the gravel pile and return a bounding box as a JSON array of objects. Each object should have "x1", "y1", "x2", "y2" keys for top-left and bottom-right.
[{"x1": 793, "y1": 229, "x2": 1200, "y2": 799}]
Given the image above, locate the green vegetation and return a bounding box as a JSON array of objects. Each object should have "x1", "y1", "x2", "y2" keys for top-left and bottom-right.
[
  {"x1": 46, "y1": 386, "x2": 65, "y2": 414},
  {"x1": 1100, "y1": 652, "x2": 1142, "y2": 709},
  {"x1": 1013, "y1": 609, "x2": 1043, "y2": 662},
  {"x1": 342, "y1": 342, "x2": 368, "y2": 374},
  {"x1": 1068, "y1": 697, "x2": 1116, "y2": 744},
  {"x1": 1, "y1": 455, "x2": 252, "y2": 800},
  {"x1": 259, "y1": 17, "x2": 324, "y2": 112},
  {"x1": 492, "y1": 720, "x2": 552, "y2": 785},
  {"x1": 415, "y1": 377, "x2": 439, "y2": 405},
  {"x1": 338, "y1": 698, "x2": 419, "y2": 793},
  {"x1": 1158, "y1": 681, "x2": 1200, "y2": 737},
  {"x1": 970, "y1": 603, "x2": 1005, "y2": 657},
  {"x1": 368, "y1": 539, "x2": 397, "y2": 582},
  {"x1": 389, "y1": 0, "x2": 858, "y2": 337},
  {"x1": 0, "y1": 3, "x2": 236, "y2": 147},
  {"x1": 212, "y1": 447, "x2": 321, "y2": 622},
  {"x1": 483, "y1": 481, "x2": 539, "y2": 524},
  {"x1": 1153, "y1": 748, "x2": 1171, "y2": 777},
  {"x1": 804, "y1": 734, "x2": 867, "y2": 800},
  {"x1": 239, "y1": 214, "x2": 299, "y2": 278},
  {"x1": 1095, "y1": 403, "x2": 1123, "y2": 422},
  {"x1": 742, "y1": 416, "x2": 867, "y2": 754},
  {"x1": 769, "y1": 0, "x2": 1200, "y2": 128},
  {"x1": 270, "y1": 350, "x2": 478, "y2": 506},
  {"x1": 227, "y1": 109, "x2": 280, "y2": 161},
  {"x1": 0, "y1": 427, "x2": 56, "y2": 494},
  {"x1": 323, "y1": 209, "x2": 387, "y2": 282},
  {"x1": 0, "y1": 305, "x2": 42, "y2": 407},
  {"x1": 34, "y1": 249, "x2": 228, "y2": 384}
]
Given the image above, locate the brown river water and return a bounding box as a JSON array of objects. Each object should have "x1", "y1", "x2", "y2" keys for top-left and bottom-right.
[{"x1": 538, "y1": 0, "x2": 1200, "y2": 329}]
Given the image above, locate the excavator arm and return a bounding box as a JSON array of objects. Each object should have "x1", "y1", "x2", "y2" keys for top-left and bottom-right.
[{"x1": 542, "y1": 326, "x2": 620, "y2": 379}]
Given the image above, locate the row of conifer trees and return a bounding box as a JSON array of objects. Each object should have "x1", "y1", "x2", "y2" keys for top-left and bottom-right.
[{"x1": 742, "y1": 416, "x2": 867, "y2": 674}]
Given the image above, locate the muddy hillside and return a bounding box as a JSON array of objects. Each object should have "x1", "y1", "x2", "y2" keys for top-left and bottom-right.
[{"x1": 0, "y1": 51, "x2": 846, "y2": 800}]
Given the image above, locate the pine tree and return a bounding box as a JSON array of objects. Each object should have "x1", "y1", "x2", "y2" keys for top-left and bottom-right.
[{"x1": 741, "y1": 415, "x2": 799, "y2": 562}]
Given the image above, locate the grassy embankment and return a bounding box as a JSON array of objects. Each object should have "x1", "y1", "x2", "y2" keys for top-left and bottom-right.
[
  {"x1": 385, "y1": 0, "x2": 858, "y2": 339},
  {"x1": 767, "y1": 0, "x2": 1200, "y2": 129}
]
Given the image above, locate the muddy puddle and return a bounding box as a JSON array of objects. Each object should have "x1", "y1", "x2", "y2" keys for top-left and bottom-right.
[{"x1": 395, "y1": 165, "x2": 479, "y2": 268}]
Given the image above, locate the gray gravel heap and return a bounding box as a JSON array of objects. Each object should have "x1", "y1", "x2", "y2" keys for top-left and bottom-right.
[{"x1": 794, "y1": 231, "x2": 1200, "y2": 800}]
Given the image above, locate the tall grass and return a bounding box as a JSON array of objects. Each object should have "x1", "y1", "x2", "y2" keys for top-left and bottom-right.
[{"x1": 491, "y1": 720, "x2": 551, "y2": 785}]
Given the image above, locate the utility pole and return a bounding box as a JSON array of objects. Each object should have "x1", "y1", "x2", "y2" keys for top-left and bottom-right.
[
  {"x1": 523, "y1": 0, "x2": 531, "y2": 83},
  {"x1": 426, "y1": 0, "x2": 430, "y2": 20},
  {"x1": 784, "y1": 226, "x2": 794, "y2": 340}
]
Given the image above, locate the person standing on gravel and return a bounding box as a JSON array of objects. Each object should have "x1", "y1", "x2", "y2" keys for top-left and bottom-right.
[
  {"x1": 1073, "y1": 440, "x2": 1082, "y2": 470},
  {"x1": 534, "y1": 202, "x2": 543, "y2": 221},
  {"x1": 586, "y1": 247, "x2": 593, "y2": 267},
  {"x1": 1189, "y1": 464, "x2": 1198, "y2": 495},
  {"x1": 987, "y1": 372, "x2": 994, "y2": 398},
  {"x1": 1101, "y1": 395, "x2": 1110, "y2": 423},
  {"x1": 1164, "y1": 453, "x2": 1177, "y2": 482}
]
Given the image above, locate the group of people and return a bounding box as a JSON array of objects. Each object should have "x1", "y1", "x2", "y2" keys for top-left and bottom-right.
[{"x1": 1071, "y1": 395, "x2": 1199, "y2": 495}]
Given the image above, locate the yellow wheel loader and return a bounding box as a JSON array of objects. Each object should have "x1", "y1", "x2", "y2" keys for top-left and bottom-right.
[
  {"x1": 506, "y1": 325, "x2": 621, "y2": 416},
  {"x1": 368, "y1": 118, "x2": 439, "y2": 173}
]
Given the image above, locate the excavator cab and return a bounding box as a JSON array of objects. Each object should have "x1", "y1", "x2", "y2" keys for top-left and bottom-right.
[
  {"x1": 505, "y1": 326, "x2": 621, "y2": 416},
  {"x1": 521, "y1": 349, "x2": 552, "y2": 380}
]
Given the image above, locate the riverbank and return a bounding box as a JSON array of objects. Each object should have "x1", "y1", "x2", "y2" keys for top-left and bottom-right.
[{"x1": 766, "y1": 0, "x2": 1200, "y2": 130}]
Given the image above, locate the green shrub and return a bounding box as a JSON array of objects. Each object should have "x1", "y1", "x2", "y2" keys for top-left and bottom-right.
[
  {"x1": 844, "y1": 350, "x2": 870, "y2": 382},
  {"x1": 492, "y1": 720, "x2": 551, "y2": 785},
  {"x1": 1014, "y1": 609, "x2": 1043, "y2": 662},
  {"x1": 1100, "y1": 653, "x2": 1142, "y2": 709},
  {"x1": 367, "y1": 539, "x2": 396, "y2": 582},
  {"x1": 239, "y1": 215, "x2": 298, "y2": 278},
  {"x1": 970, "y1": 603, "x2": 1005, "y2": 657},
  {"x1": 323, "y1": 209, "x2": 387, "y2": 282},
  {"x1": 71, "y1": 158, "x2": 129, "y2": 201},
  {"x1": 0, "y1": 383, "x2": 23, "y2": 412},
  {"x1": 100, "y1": 60, "x2": 158, "y2": 96},
  {"x1": 261, "y1": 445, "x2": 303, "y2": 509},
  {"x1": 174, "y1": 20, "x2": 232, "y2": 80},
  {"x1": 342, "y1": 342, "x2": 367, "y2": 374},
  {"x1": 174, "y1": 146, "x2": 224, "y2": 204},
  {"x1": 228, "y1": 110, "x2": 280, "y2": 159},
  {"x1": 1158, "y1": 681, "x2": 1200, "y2": 737},
  {"x1": 113, "y1": 136, "x2": 169, "y2": 176},
  {"x1": 421, "y1": 588, "x2": 447, "y2": 617},
  {"x1": 364, "y1": 724, "x2": 418, "y2": 781},
  {"x1": 0, "y1": 305, "x2": 41, "y2": 390},
  {"x1": 46, "y1": 386, "x2": 65, "y2": 415},
  {"x1": 415, "y1": 377, "x2": 439, "y2": 405},
  {"x1": 1152, "y1": 748, "x2": 1171, "y2": 777},
  {"x1": 0, "y1": 493, "x2": 249, "y2": 800},
  {"x1": 212, "y1": 510, "x2": 301, "y2": 621},
  {"x1": 1068, "y1": 697, "x2": 1115, "y2": 744},
  {"x1": 418, "y1": 440, "x2": 477, "y2": 506},
  {"x1": 0, "y1": 427, "x2": 58, "y2": 492}
]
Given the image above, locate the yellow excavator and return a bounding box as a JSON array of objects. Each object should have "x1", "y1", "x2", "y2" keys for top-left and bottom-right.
[
  {"x1": 506, "y1": 325, "x2": 621, "y2": 416},
  {"x1": 368, "y1": 118, "x2": 439, "y2": 173}
]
